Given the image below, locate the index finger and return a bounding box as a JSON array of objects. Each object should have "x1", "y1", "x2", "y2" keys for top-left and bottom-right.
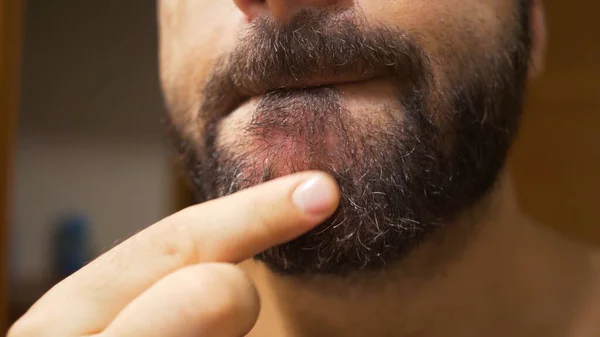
[{"x1": 25, "y1": 171, "x2": 339, "y2": 335}]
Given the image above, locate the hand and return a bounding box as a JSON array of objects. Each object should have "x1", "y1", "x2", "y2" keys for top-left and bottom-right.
[{"x1": 8, "y1": 172, "x2": 340, "y2": 337}]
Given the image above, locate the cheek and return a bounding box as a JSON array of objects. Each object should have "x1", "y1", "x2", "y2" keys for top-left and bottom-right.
[
  {"x1": 357, "y1": 0, "x2": 512, "y2": 29},
  {"x1": 357, "y1": 0, "x2": 515, "y2": 60},
  {"x1": 159, "y1": 1, "x2": 244, "y2": 135}
]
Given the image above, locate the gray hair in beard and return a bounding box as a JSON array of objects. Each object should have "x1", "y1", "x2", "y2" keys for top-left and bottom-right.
[{"x1": 169, "y1": 8, "x2": 532, "y2": 275}]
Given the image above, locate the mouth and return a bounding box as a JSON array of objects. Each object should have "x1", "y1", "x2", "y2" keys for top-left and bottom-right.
[
  {"x1": 202, "y1": 58, "x2": 398, "y2": 123},
  {"x1": 216, "y1": 71, "x2": 385, "y2": 121},
  {"x1": 236, "y1": 72, "x2": 382, "y2": 98}
]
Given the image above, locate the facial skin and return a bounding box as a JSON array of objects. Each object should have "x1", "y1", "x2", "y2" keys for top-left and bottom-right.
[{"x1": 159, "y1": 0, "x2": 532, "y2": 275}]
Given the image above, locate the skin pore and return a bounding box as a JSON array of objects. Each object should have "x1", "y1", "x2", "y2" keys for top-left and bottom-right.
[{"x1": 158, "y1": 1, "x2": 600, "y2": 336}]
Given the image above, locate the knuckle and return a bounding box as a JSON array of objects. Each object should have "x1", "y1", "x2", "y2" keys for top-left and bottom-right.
[
  {"x1": 149, "y1": 217, "x2": 199, "y2": 267},
  {"x1": 248, "y1": 197, "x2": 279, "y2": 236}
]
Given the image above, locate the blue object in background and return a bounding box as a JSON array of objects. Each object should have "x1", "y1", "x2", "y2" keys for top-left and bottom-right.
[{"x1": 53, "y1": 213, "x2": 92, "y2": 280}]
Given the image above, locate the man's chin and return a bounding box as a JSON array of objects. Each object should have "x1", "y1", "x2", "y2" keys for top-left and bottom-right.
[{"x1": 219, "y1": 140, "x2": 435, "y2": 276}]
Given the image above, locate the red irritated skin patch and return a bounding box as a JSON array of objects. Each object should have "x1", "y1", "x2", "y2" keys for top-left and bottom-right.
[
  {"x1": 215, "y1": 79, "x2": 403, "y2": 183},
  {"x1": 240, "y1": 87, "x2": 354, "y2": 178}
]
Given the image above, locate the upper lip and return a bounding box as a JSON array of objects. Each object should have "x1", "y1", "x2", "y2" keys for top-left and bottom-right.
[{"x1": 233, "y1": 70, "x2": 383, "y2": 99}]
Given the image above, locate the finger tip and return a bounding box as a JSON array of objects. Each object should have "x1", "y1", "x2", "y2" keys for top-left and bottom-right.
[{"x1": 292, "y1": 172, "x2": 341, "y2": 218}]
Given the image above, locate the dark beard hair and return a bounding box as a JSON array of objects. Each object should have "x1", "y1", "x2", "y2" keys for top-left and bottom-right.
[{"x1": 169, "y1": 8, "x2": 531, "y2": 275}]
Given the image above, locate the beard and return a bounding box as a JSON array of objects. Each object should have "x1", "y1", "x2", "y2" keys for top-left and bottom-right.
[{"x1": 170, "y1": 7, "x2": 532, "y2": 275}]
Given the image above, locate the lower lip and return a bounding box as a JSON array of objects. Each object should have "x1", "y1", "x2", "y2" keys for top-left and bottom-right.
[{"x1": 218, "y1": 77, "x2": 401, "y2": 176}]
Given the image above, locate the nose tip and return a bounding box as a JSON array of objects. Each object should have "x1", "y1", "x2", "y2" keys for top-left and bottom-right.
[{"x1": 234, "y1": 0, "x2": 350, "y2": 23}]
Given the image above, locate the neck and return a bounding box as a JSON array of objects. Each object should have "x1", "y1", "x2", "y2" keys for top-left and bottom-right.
[{"x1": 242, "y1": 173, "x2": 598, "y2": 337}]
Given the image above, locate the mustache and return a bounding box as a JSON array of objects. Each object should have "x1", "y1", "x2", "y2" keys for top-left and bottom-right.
[{"x1": 200, "y1": 9, "x2": 432, "y2": 122}]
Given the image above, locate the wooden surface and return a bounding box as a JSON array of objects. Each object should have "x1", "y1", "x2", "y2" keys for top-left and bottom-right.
[
  {"x1": 510, "y1": 0, "x2": 600, "y2": 245},
  {"x1": 0, "y1": 0, "x2": 24, "y2": 332}
]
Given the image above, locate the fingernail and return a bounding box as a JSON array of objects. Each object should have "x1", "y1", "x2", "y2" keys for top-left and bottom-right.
[{"x1": 293, "y1": 175, "x2": 336, "y2": 215}]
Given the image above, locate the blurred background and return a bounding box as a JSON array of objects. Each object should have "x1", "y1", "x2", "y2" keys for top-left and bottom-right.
[
  {"x1": 1, "y1": 0, "x2": 598, "y2": 333},
  {"x1": 1, "y1": 0, "x2": 182, "y2": 330}
]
